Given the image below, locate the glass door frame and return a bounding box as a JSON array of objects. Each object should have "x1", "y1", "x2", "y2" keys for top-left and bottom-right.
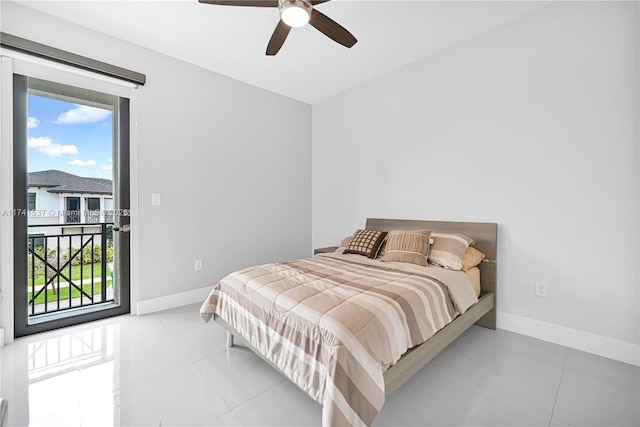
[{"x1": 0, "y1": 53, "x2": 140, "y2": 343}]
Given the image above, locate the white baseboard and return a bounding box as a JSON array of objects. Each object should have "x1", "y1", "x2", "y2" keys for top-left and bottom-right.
[
  {"x1": 136, "y1": 286, "x2": 213, "y2": 316},
  {"x1": 135, "y1": 295, "x2": 640, "y2": 366},
  {"x1": 498, "y1": 311, "x2": 640, "y2": 367}
]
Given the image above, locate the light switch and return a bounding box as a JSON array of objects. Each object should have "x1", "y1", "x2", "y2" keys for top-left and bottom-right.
[{"x1": 151, "y1": 193, "x2": 161, "y2": 206}]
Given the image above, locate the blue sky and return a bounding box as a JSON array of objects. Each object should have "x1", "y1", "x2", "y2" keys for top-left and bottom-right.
[{"x1": 27, "y1": 94, "x2": 113, "y2": 179}]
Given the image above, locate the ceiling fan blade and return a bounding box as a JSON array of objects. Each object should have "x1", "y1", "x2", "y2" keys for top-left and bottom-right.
[
  {"x1": 198, "y1": 0, "x2": 278, "y2": 7},
  {"x1": 309, "y1": 8, "x2": 357, "y2": 48},
  {"x1": 310, "y1": 0, "x2": 331, "y2": 5},
  {"x1": 266, "y1": 20, "x2": 291, "y2": 56}
]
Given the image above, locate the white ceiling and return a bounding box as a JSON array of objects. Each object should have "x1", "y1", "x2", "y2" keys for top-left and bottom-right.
[{"x1": 15, "y1": 0, "x2": 551, "y2": 104}]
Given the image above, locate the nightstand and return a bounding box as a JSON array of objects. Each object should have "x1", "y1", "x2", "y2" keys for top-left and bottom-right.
[{"x1": 314, "y1": 246, "x2": 339, "y2": 255}]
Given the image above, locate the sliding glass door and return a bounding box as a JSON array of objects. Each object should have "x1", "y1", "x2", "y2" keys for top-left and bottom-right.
[{"x1": 12, "y1": 71, "x2": 131, "y2": 336}]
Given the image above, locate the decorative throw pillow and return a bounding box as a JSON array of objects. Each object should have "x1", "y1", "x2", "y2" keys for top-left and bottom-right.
[
  {"x1": 462, "y1": 246, "x2": 485, "y2": 272},
  {"x1": 335, "y1": 234, "x2": 354, "y2": 253},
  {"x1": 381, "y1": 230, "x2": 432, "y2": 266},
  {"x1": 343, "y1": 229, "x2": 388, "y2": 259},
  {"x1": 428, "y1": 232, "x2": 474, "y2": 270}
]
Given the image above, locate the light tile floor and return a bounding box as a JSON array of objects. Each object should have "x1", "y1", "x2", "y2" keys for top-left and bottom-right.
[{"x1": 1, "y1": 303, "x2": 638, "y2": 426}]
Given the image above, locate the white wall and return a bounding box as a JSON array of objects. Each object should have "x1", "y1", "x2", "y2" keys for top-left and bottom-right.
[
  {"x1": 1, "y1": 2, "x2": 311, "y2": 322},
  {"x1": 312, "y1": 1, "x2": 639, "y2": 364},
  {"x1": 29, "y1": 187, "x2": 58, "y2": 212}
]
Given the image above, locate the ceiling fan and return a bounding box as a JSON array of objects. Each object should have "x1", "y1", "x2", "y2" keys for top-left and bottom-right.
[{"x1": 198, "y1": 0, "x2": 358, "y2": 55}]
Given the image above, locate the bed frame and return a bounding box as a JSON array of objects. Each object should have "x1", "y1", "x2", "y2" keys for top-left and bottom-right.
[{"x1": 214, "y1": 218, "x2": 497, "y2": 399}]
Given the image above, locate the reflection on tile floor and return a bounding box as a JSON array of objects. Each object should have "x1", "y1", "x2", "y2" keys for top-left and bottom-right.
[{"x1": 1, "y1": 303, "x2": 638, "y2": 426}]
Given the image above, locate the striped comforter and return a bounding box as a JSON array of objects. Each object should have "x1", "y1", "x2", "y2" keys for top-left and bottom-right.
[{"x1": 200, "y1": 253, "x2": 478, "y2": 426}]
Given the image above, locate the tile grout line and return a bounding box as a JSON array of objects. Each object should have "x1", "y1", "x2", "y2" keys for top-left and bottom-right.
[
  {"x1": 548, "y1": 347, "x2": 570, "y2": 427},
  {"x1": 215, "y1": 375, "x2": 288, "y2": 417},
  {"x1": 562, "y1": 356, "x2": 640, "y2": 396}
]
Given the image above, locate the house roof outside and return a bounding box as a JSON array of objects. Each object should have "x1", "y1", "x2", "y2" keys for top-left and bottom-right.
[{"x1": 28, "y1": 170, "x2": 112, "y2": 195}]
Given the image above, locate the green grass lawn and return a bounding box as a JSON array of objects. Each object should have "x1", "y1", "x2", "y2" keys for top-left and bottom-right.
[
  {"x1": 27, "y1": 262, "x2": 111, "y2": 286},
  {"x1": 28, "y1": 281, "x2": 110, "y2": 305},
  {"x1": 27, "y1": 262, "x2": 113, "y2": 305}
]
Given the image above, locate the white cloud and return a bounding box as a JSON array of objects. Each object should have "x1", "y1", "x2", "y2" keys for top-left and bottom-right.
[
  {"x1": 27, "y1": 136, "x2": 52, "y2": 149},
  {"x1": 27, "y1": 136, "x2": 78, "y2": 157},
  {"x1": 41, "y1": 144, "x2": 79, "y2": 157},
  {"x1": 102, "y1": 164, "x2": 113, "y2": 171},
  {"x1": 55, "y1": 105, "x2": 111, "y2": 124},
  {"x1": 68, "y1": 159, "x2": 96, "y2": 166},
  {"x1": 27, "y1": 117, "x2": 40, "y2": 128}
]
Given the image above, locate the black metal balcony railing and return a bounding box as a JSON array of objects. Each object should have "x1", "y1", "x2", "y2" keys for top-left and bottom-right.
[
  {"x1": 63, "y1": 210, "x2": 114, "y2": 224},
  {"x1": 27, "y1": 223, "x2": 114, "y2": 317},
  {"x1": 86, "y1": 210, "x2": 101, "y2": 224},
  {"x1": 65, "y1": 210, "x2": 81, "y2": 224}
]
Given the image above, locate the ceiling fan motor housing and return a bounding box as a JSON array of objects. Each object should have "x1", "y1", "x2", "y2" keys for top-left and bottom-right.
[{"x1": 279, "y1": 0, "x2": 313, "y2": 27}]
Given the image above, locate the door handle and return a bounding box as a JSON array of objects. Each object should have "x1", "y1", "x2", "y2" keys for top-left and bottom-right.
[{"x1": 112, "y1": 224, "x2": 131, "y2": 233}]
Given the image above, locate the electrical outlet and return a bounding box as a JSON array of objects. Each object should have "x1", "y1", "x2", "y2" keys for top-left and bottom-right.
[
  {"x1": 152, "y1": 193, "x2": 162, "y2": 206},
  {"x1": 195, "y1": 259, "x2": 203, "y2": 271},
  {"x1": 535, "y1": 281, "x2": 548, "y2": 297}
]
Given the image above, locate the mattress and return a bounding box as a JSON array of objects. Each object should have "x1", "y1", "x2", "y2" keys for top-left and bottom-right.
[{"x1": 464, "y1": 266, "x2": 481, "y2": 297}]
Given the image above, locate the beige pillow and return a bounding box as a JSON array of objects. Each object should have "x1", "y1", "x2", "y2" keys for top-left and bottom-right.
[
  {"x1": 381, "y1": 230, "x2": 432, "y2": 266},
  {"x1": 343, "y1": 229, "x2": 387, "y2": 259},
  {"x1": 428, "y1": 232, "x2": 474, "y2": 270},
  {"x1": 462, "y1": 247, "x2": 485, "y2": 272},
  {"x1": 336, "y1": 234, "x2": 354, "y2": 253}
]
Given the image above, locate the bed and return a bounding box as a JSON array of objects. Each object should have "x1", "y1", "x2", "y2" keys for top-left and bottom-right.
[{"x1": 200, "y1": 218, "x2": 497, "y2": 426}]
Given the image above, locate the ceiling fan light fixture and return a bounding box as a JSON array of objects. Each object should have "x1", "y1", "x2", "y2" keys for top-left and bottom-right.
[{"x1": 280, "y1": 0, "x2": 312, "y2": 28}]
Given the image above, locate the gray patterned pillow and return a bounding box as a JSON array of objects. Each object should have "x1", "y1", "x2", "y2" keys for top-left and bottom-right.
[{"x1": 343, "y1": 229, "x2": 388, "y2": 259}]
